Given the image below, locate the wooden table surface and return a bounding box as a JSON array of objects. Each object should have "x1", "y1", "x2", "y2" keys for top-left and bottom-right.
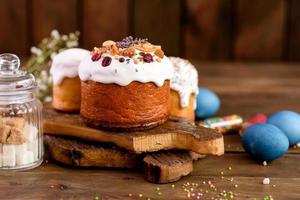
[{"x1": 1, "y1": 62, "x2": 300, "y2": 200}]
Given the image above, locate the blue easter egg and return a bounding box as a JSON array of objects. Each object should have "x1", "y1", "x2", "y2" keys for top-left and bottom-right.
[
  {"x1": 267, "y1": 111, "x2": 300, "y2": 145},
  {"x1": 195, "y1": 87, "x2": 220, "y2": 119},
  {"x1": 242, "y1": 124, "x2": 289, "y2": 161}
]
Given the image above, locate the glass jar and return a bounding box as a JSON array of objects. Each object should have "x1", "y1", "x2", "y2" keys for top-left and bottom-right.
[{"x1": 0, "y1": 53, "x2": 43, "y2": 170}]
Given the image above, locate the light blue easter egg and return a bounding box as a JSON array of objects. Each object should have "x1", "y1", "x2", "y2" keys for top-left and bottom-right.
[
  {"x1": 242, "y1": 124, "x2": 289, "y2": 161},
  {"x1": 267, "y1": 111, "x2": 300, "y2": 145},
  {"x1": 195, "y1": 87, "x2": 220, "y2": 119}
]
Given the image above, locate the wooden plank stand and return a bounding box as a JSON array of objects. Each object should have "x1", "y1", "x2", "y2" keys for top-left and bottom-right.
[{"x1": 44, "y1": 107, "x2": 224, "y2": 183}]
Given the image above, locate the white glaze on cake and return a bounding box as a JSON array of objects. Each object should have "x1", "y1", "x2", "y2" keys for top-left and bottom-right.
[
  {"x1": 50, "y1": 48, "x2": 89, "y2": 85},
  {"x1": 169, "y1": 57, "x2": 198, "y2": 109},
  {"x1": 78, "y1": 51, "x2": 173, "y2": 87}
]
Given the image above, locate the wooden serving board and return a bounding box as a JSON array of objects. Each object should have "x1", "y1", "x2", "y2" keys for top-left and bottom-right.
[
  {"x1": 44, "y1": 135, "x2": 142, "y2": 169},
  {"x1": 44, "y1": 135, "x2": 200, "y2": 183},
  {"x1": 43, "y1": 106, "x2": 224, "y2": 155},
  {"x1": 144, "y1": 151, "x2": 194, "y2": 183}
]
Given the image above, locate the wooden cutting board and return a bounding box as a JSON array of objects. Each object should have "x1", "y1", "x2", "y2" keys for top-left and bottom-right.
[
  {"x1": 45, "y1": 135, "x2": 202, "y2": 183},
  {"x1": 43, "y1": 106, "x2": 224, "y2": 155}
]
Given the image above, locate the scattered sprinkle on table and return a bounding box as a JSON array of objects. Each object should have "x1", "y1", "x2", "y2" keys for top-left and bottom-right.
[
  {"x1": 263, "y1": 195, "x2": 274, "y2": 200},
  {"x1": 263, "y1": 178, "x2": 270, "y2": 185},
  {"x1": 263, "y1": 161, "x2": 267, "y2": 166}
]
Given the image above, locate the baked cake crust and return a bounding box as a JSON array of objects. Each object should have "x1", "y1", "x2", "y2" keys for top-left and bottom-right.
[
  {"x1": 80, "y1": 80, "x2": 170, "y2": 130},
  {"x1": 169, "y1": 90, "x2": 195, "y2": 122},
  {"x1": 52, "y1": 77, "x2": 81, "y2": 112}
]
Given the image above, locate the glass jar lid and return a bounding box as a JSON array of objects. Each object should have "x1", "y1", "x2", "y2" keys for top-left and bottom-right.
[{"x1": 0, "y1": 53, "x2": 37, "y2": 92}]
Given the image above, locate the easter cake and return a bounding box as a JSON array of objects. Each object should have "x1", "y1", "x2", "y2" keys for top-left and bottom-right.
[
  {"x1": 50, "y1": 48, "x2": 89, "y2": 112},
  {"x1": 78, "y1": 37, "x2": 173, "y2": 130},
  {"x1": 168, "y1": 57, "x2": 198, "y2": 121}
]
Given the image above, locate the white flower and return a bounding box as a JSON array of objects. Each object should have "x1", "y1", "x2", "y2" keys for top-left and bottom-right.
[
  {"x1": 42, "y1": 38, "x2": 48, "y2": 44},
  {"x1": 37, "y1": 57, "x2": 44, "y2": 63},
  {"x1": 69, "y1": 33, "x2": 76, "y2": 40},
  {"x1": 51, "y1": 29, "x2": 60, "y2": 40},
  {"x1": 30, "y1": 47, "x2": 42, "y2": 56},
  {"x1": 38, "y1": 83, "x2": 47, "y2": 91},
  {"x1": 44, "y1": 96, "x2": 52, "y2": 103},
  {"x1": 37, "y1": 70, "x2": 52, "y2": 87},
  {"x1": 30, "y1": 46, "x2": 37, "y2": 53},
  {"x1": 47, "y1": 40, "x2": 56, "y2": 48},
  {"x1": 40, "y1": 70, "x2": 49, "y2": 81},
  {"x1": 262, "y1": 178, "x2": 270, "y2": 185},
  {"x1": 66, "y1": 40, "x2": 78, "y2": 48},
  {"x1": 62, "y1": 35, "x2": 68, "y2": 41},
  {"x1": 36, "y1": 78, "x2": 42, "y2": 86}
]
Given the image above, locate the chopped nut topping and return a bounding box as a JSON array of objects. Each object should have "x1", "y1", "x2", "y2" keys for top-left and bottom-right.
[
  {"x1": 91, "y1": 37, "x2": 165, "y2": 64},
  {"x1": 134, "y1": 43, "x2": 157, "y2": 52},
  {"x1": 121, "y1": 47, "x2": 135, "y2": 57},
  {"x1": 102, "y1": 40, "x2": 116, "y2": 47},
  {"x1": 154, "y1": 48, "x2": 164, "y2": 58},
  {"x1": 110, "y1": 44, "x2": 120, "y2": 55}
]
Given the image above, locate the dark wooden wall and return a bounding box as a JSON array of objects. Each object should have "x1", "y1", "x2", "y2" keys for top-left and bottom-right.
[{"x1": 0, "y1": 0, "x2": 299, "y2": 61}]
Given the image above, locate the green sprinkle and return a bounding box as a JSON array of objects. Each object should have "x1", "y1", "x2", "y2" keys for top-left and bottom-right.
[
  {"x1": 95, "y1": 196, "x2": 99, "y2": 200},
  {"x1": 263, "y1": 196, "x2": 271, "y2": 200}
]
